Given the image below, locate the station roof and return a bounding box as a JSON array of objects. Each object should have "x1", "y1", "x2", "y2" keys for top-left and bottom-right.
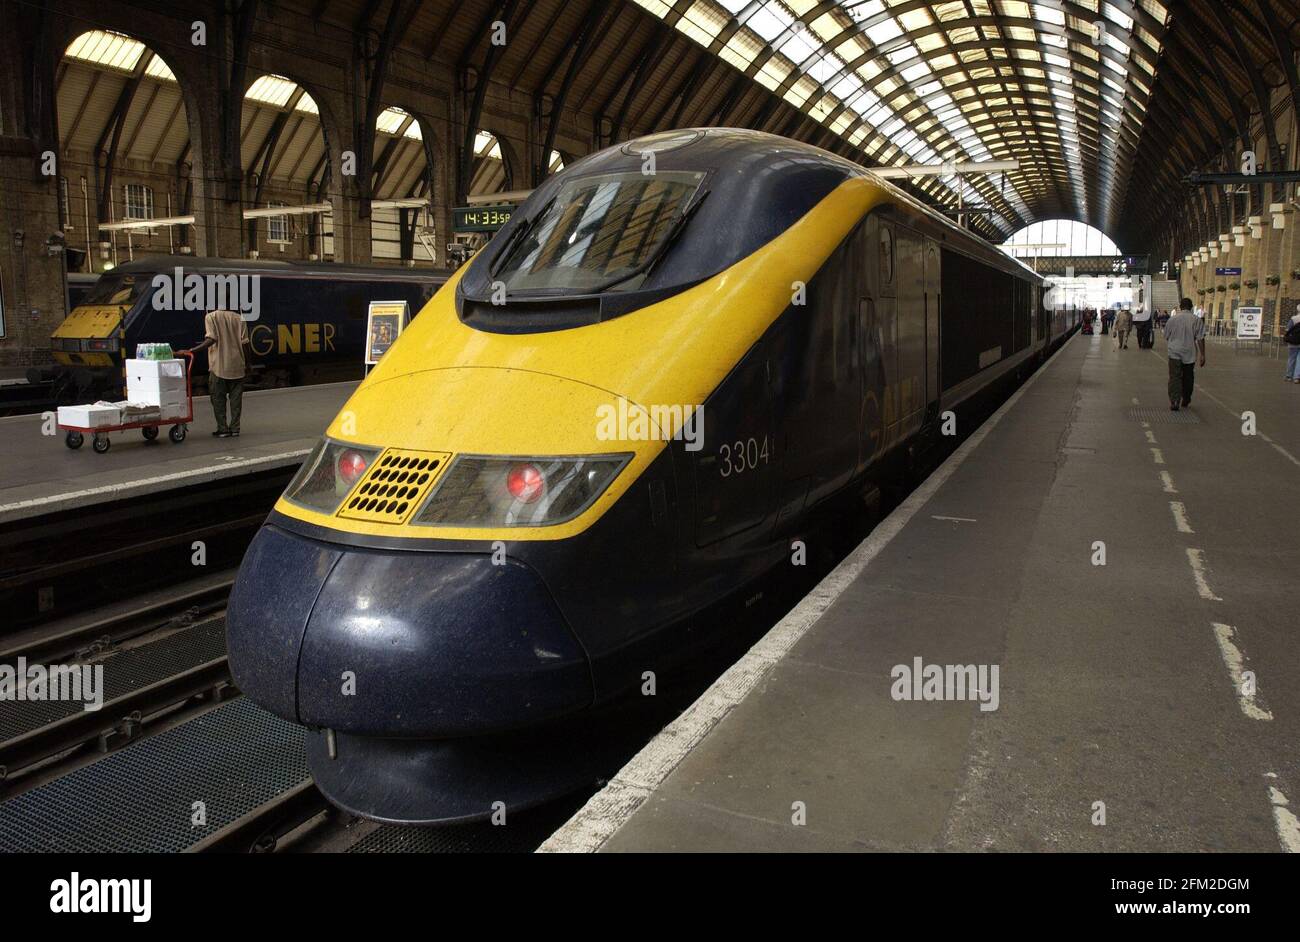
[
  {"x1": 581, "y1": 0, "x2": 1295, "y2": 248},
  {"x1": 54, "y1": 1, "x2": 1300, "y2": 251},
  {"x1": 57, "y1": 30, "x2": 563, "y2": 206},
  {"x1": 421, "y1": 0, "x2": 1296, "y2": 249}
]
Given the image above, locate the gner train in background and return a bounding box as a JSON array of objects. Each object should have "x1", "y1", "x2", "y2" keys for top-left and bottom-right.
[
  {"x1": 41, "y1": 257, "x2": 448, "y2": 400},
  {"x1": 226, "y1": 128, "x2": 1078, "y2": 824}
]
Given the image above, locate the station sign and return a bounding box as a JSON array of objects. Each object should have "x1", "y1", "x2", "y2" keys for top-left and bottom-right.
[
  {"x1": 1236, "y1": 306, "x2": 1262, "y2": 340},
  {"x1": 452, "y1": 204, "x2": 517, "y2": 233},
  {"x1": 1216, "y1": 267, "x2": 1242, "y2": 276}
]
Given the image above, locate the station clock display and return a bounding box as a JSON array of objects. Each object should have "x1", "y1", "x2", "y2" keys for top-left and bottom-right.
[{"x1": 452, "y1": 204, "x2": 516, "y2": 233}]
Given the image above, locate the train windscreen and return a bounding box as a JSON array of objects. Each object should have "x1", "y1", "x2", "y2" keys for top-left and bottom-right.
[
  {"x1": 490, "y1": 170, "x2": 705, "y2": 295},
  {"x1": 81, "y1": 272, "x2": 151, "y2": 307}
]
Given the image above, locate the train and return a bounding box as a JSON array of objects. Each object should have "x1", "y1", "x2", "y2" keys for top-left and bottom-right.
[
  {"x1": 225, "y1": 128, "x2": 1077, "y2": 824},
  {"x1": 43, "y1": 257, "x2": 449, "y2": 400}
]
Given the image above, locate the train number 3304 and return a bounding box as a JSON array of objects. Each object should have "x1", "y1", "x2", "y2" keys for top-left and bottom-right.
[{"x1": 719, "y1": 436, "x2": 770, "y2": 477}]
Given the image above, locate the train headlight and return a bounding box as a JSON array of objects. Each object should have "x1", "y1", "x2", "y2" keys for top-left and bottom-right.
[
  {"x1": 284, "y1": 438, "x2": 382, "y2": 514},
  {"x1": 413, "y1": 454, "x2": 631, "y2": 528},
  {"x1": 337, "y1": 449, "x2": 369, "y2": 487}
]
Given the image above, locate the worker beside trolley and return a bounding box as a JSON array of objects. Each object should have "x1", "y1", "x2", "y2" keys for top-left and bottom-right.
[{"x1": 179, "y1": 309, "x2": 253, "y2": 438}]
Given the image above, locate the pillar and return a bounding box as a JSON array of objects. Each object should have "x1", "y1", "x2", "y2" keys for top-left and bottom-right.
[{"x1": 0, "y1": 1, "x2": 67, "y2": 370}]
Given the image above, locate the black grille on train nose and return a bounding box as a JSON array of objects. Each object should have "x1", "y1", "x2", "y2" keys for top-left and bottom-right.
[{"x1": 338, "y1": 448, "x2": 451, "y2": 524}]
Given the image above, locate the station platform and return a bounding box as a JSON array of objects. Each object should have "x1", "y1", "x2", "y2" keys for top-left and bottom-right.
[
  {"x1": 544, "y1": 330, "x2": 1300, "y2": 853},
  {"x1": 0, "y1": 381, "x2": 353, "y2": 523}
]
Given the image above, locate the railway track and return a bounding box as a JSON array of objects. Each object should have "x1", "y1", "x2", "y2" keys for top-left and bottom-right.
[
  {"x1": 0, "y1": 580, "x2": 235, "y2": 793},
  {"x1": 0, "y1": 466, "x2": 291, "y2": 631},
  {"x1": 0, "y1": 572, "x2": 233, "y2": 666}
]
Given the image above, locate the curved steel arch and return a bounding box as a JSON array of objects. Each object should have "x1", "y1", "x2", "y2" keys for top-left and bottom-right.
[{"x1": 523, "y1": 0, "x2": 1294, "y2": 248}]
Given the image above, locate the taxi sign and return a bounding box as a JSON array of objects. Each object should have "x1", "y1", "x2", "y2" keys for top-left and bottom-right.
[{"x1": 1236, "y1": 306, "x2": 1262, "y2": 340}]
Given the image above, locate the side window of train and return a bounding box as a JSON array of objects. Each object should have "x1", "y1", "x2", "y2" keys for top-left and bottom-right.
[{"x1": 879, "y1": 225, "x2": 895, "y2": 288}]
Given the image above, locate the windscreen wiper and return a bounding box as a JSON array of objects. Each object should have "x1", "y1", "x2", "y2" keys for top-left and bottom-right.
[
  {"x1": 488, "y1": 196, "x2": 555, "y2": 279},
  {"x1": 590, "y1": 189, "x2": 712, "y2": 294}
]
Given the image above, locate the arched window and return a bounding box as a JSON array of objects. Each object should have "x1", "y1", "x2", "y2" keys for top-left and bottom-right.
[{"x1": 1001, "y1": 219, "x2": 1121, "y2": 258}]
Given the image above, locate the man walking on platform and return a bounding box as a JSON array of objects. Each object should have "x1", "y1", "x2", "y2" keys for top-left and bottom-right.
[
  {"x1": 1131, "y1": 304, "x2": 1153, "y2": 348},
  {"x1": 1164, "y1": 298, "x2": 1205, "y2": 411},
  {"x1": 1113, "y1": 307, "x2": 1132, "y2": 350},
  {"x1": 180, "y1": 309, "x2": 253, "y2": 438}
]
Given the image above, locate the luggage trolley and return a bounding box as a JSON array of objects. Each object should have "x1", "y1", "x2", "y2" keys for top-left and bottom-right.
[{"x1": 60, "y1": 352, "x2": 194, "y2": 454}]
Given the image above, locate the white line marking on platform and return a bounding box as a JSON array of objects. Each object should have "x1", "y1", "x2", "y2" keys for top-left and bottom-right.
[
  {"x1": 1186, "y1": 548, "x2": 1221, "y2": 601},
  {"x1": 1150, "y1": 447, "x2": 1165, "y2": 464},
  {"x1": 1211, "y1": 623, "x2": 1271, "y2": 721},
  {"x1": 1131, "y1": 397, "x2": 1139, "y2": 405},
  {"x1": 0, "y1": 449, "x2": 311, "y2": 522},
  {"x1": 1193, "y1": 385, "x2": 1300, "y2": 469},
  {"x1": 1145, "y1": 430, "x2": 1157, "y2": 444},
  {"x1": 1265, "y1": 441, "x2": 1300, "y2": 468},
  {"x1": 932, "y1": 515, "x2": 977, "y2": 523},
  {"x1": 1169, "y1": 501, "x2": 1193, "y2": 533},
  {"x1": 1140, "y1": 421, "x2": 1150, "y2": 429},
  {"x1": 1268, "y1": 781, "x2": 1300, "y2": 853},
  {"x1": 538, "y1": 335, "x2": 1080, "y2": 853},
  {"x1": 1147, "y1": 344, "x2": 1300, "y2": 473},
  {"x1": 1160, "y1": 471, "x2": 1177, "y2": 493}
]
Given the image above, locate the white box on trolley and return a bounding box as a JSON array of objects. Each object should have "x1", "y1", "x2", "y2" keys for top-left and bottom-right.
[
  {"x1": 57, "y1": 404, "x2": 121, "y2": 428},
  {"x1": 126, "y1": 359, "x2": 186, "y2": 406},
  {"x1": 158, "y1": 400, "x2": 189, "y2": 421}
]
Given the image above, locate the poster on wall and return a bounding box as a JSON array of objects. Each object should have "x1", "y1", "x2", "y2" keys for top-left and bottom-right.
[
  {"x1": 1236, "y1": 306, "x2": 1262, "y2": 340},
  {"x1": 0, "y1": 266, "x2": 6, "y2": 338},
  {"x1": 365, "y1": 300, "x2": 410, "y2": 365}
]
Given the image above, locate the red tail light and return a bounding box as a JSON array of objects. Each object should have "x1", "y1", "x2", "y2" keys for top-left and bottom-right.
[
  {"x1": 506, "y1": 462, "x2": 545, "y2": 503},
  {"x1": 338, "y1": 449, "x2": 369, "y2": 485}
]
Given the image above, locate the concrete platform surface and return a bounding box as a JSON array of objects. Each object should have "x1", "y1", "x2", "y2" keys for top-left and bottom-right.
[
  {"x1": 544, "y1": 331, "x2": 1300, "y2": 853},
  {"x1": 0, "y1": 381, "x2": 354, "y2": 522}
]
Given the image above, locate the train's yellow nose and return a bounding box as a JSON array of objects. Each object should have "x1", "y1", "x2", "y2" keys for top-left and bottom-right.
[
  {"x1": 51, "y1": 305, "x2": 124, "y2": 366},
  {"x1": 327, "y1": 366, "x2": 677, "y2": 459}
]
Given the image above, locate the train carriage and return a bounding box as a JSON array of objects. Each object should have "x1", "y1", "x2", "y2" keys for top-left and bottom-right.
[
  {"x1": 46, "y1": 257, "x2": 449, "y2": 400},
  {"x1": 225, "y1": 128, "x2": 1074, "y2": 823}
]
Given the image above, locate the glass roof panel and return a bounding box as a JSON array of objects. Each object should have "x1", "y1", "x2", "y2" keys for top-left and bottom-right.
[
  {"x1": 65, "y1": 30, "x2": 145, "y2": 73},
  {"x1": 626, "y1": 0, "x2": 1170, "y2": 236}
]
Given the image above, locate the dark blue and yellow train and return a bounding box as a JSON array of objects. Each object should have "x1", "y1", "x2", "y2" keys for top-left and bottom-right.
[
  {"x1": 226, "y1": 129, "x2": 1075, "y2": 823},
  {"x1": 46, "y1": 257, "x2": 447, "y2": 399}
]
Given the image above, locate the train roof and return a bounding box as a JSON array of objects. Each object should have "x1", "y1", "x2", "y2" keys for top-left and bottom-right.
[
  {"x1": 104, "y1": 255, "x2": 453, "y2": 280},
  {"x1": 695, "y1": 129, "x2": 1042, "y2": 286}
]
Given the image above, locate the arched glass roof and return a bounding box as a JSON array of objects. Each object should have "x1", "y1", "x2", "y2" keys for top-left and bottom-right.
[
  {"x1": 630, "y1": 0, "x2": 1170, "y2": 239},
  {"x1": 1002, "y1": 218, "x2": 1120, "y2": 256},
  {"x1": 65, "y1": 29, "x2": 177, "y2": 81}
]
